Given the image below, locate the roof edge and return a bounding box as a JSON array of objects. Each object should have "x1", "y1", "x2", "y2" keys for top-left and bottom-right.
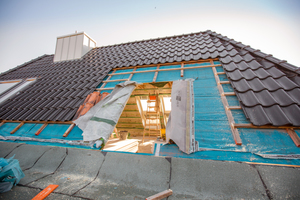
[{"x1": 207, "y1": 30, "x2": 300, "y2": 75}]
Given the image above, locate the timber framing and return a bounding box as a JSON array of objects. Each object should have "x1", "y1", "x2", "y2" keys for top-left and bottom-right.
[
  {"x1": 211, "y1": 60, "x2": 242, "y2": 145},
  {"x1": 96, "y1": 59, "x2": 221, "y2": 91}
]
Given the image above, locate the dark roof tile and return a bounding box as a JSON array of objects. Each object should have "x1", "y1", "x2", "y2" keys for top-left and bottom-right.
[
  {"x1": 264, "y1": 105, "x2": 292, "y2": 126},
  {"x1": 0, "y1": 30, "x2": 299, "y2": 126}
]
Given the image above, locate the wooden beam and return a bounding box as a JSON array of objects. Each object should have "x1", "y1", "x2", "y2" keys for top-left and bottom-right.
[
  {"x1": 35, "y1": 123, "x2": 48, "y2": 135},
  {"x1": 100, "y1": 69, "x2": 116, "y2": 89},
  {"x1": 219, "y1": 81, "x2": 230, "y2": 84},
  {"x1": 106, "y1": 58, "x2": 219, "y2": 70},
  {"x1": 63, "y1": 124, "x2": 75, "y2": 137},
  {"x1": 127, "y1": 67, "x2": 137, "y2": 81},
  {"x1": 180, "y1": 63, "x2": 184, "y2": 77},
  {"x1": 10, "y1": 122, "x2": 24, "y2": 134},
  {"x1": 108, "y1": 64, "x2": 222, "y2": 76},
  {"x1": 226, "y1": 106, "x2": 242, "y2": 110},
  {"x1": 102, "y1": 79, "x2": 128, "y2": 83},
  {"x1": 0, "y1": 121, "x2": 5, "y2": 127},
  {"x1": 96, "y1": 87, "x2": 114, "y2": 91},
  {"x1": 234, "y1": 123, "x2": 300, "y2": 129},
  {"x1": 152, "y1": 65, "x2": 160, "y2": 82},
  {"x1": 217, "y1": 72, "x2": 226, "y2": 75},
  {"x1": 286, "y1": 128, "x2": 300, "y2": 147},
  {"x1": 211, "y1": 61, "x2": 242, "y2": 145},
  {"x1": 223, "y1": 92, "x2": 236, "y2": 96},
  {"x1": 146, "y1": 189, "x2": 173, "y2": 200}
]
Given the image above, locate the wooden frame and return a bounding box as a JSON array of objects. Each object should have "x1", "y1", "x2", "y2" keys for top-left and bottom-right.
[
  {"x1": 97, "y1": 60, "x2": 222, "y2": 91},
  {"x1": 211, "y1": 60, "x2": 242, "y2": 145}
]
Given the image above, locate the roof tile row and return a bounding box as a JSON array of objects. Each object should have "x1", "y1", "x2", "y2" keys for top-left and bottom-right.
[{"x1": 0, "y1": 30, "x2": 299, "y2": 126}]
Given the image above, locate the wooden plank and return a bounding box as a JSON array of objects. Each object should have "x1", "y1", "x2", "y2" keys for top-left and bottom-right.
[
  {"x1": 100, "y1": 69, "x2": 116, "y2": 89},
  {"x1": 128, "y1": 67, "x2": 137, "y2": 81},
  {"x1": 227, "y1": 106, "x2": 242, "y2": 110},
  {"x1": 63, "y1": 124, "x2": 75, "y2": 137},
  {"x1": 146, "y1": 189, "x2": 173, "y2": 200},
  {"x1": 0, "y1": 121, "x2": 5, "y2": 127},
  {"x1": 286, "y1": 128, "x2": 300, "y2": 147},
  {"x1": 219, "y1": 81, "x2": 230, "y2": 84},
  {"x1": 96, "y1": 87, "x2": 114, "y2": 91},
  {"x1": 217, "y1": 72, "x2": 226, "y2": 75},
  {"x1": 35, "y1": 123, "x2": 48, "y2": 136},
  {"x1": 10, "y1": 122, "x2": 24, "y2": 134},
  {"x1": 234, "y1": 124, "x2": 300, "y2": 129},
  {"x1": 108, "y1": 64, "x2": 222, "y2": 76},
  {"x1": 32, "y1": 184, "x2": 59, "y2": 200},
  {"x1": 152, "y1": 65, "x2": 160, "y2": 82},
  {"x1": 102, "y1": 79, "x2": 128, "y2": 83},
  {"x1": 180, "y1": 63, "x2": 184, "y2": 77},
  {"x1": 211, "y1": 60, "x2": 242, "y2": 145},
  {"x1": 105, "y1": 58, "x2": 219, "y2": 70},
  {"x1": 223, "y1": 92, "x2": 236, "y2": 96}
]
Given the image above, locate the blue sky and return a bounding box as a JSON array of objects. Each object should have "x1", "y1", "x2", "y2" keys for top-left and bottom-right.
[{"x1": 0, "y1": 0, "x2": 299, "y2": 73}]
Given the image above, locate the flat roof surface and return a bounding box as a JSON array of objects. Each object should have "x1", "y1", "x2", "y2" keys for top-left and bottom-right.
[{"x1": 1, "y1": 141, "x2": 300, "y2": 199}]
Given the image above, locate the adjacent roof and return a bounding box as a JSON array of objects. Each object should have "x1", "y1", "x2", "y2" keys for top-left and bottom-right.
[{"x1": 0, "y1": 30, "x2": 300, "y2": 126}]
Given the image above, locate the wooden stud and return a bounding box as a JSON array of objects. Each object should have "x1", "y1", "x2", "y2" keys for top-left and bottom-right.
[
  {"x1": 211, "y1": 60, "x2": 242, "y2": 145},
  {"x1": 180, "y1": 63, "x2": 184, "y2": 77},
  {"x1": 146, "y1": 189, "x2": 173, "y2": 200},
  {"x1": 286, "y1": 128, "x2": 300, "y2": 147},
  {"x1": 35, "y1": 123, "x2": 48, "y2": 136},
  {"x1": 63, "y1": 124, "x2": 75, "y2": 137},
  {"x1": 152, "y1": 65, "x2": 160, "y2": 82},
  {"x1": 10, "y1": 122, "x2": 24, "y2": 134}
]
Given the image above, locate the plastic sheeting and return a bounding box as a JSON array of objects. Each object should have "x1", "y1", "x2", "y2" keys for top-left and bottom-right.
[
  {"x1": 166, "y1": 79, "x2": 197, "y2": 154},
  {"x1": 74, "y1": 81, "x2": 137, "y2": 147}
]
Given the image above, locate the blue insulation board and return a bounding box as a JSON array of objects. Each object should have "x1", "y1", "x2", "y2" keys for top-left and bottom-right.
[{"x1": 2, "y1": 62, "x2": 300, "y2": 166}]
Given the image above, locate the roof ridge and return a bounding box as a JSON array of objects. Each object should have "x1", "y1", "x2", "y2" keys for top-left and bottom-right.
[
  {"x1": 0, "y1": 54, "x2": 51, "y2": 79},
  {"x1": 207, "y1": 31, "x2": 300, "y2": 75},
  {"x1": 95, "y1": 30, "x2": 211, "y2": 49}
]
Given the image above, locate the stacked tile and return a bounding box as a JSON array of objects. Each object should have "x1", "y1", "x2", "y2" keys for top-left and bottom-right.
[{"x1": 0, "y1": 30, "x2": 299, "y2": 125}]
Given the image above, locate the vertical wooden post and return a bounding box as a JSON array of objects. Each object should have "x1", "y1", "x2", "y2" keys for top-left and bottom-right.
[
  {"x1": 180, "y1": 62, "x2": 184, "y2": 77},
  {"x1": 210, "y1": 60, "x2": 242, "y2": 145},
  {"x1": 152, "y1": 65, "x2": 160, "y2": 82}
]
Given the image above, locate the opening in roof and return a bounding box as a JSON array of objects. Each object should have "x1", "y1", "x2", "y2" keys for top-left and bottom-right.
[{"x1": 103, "y1": 82, "x2": 172, "y2": 154}]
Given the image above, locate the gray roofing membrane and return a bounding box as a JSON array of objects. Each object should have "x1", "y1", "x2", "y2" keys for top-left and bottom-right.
[{"x1": 0, "y1": 30, "x2": 299, "y2": 126}]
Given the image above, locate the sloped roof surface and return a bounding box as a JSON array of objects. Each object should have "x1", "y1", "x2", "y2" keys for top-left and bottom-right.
[{"x1": 0, "y1": 30, "x2": 299, "y2": 126}]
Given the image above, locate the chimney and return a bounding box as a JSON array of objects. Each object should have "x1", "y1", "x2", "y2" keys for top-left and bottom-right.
[{"x1": 53, "y1": 32, "x2": 96, "y2": 62}]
